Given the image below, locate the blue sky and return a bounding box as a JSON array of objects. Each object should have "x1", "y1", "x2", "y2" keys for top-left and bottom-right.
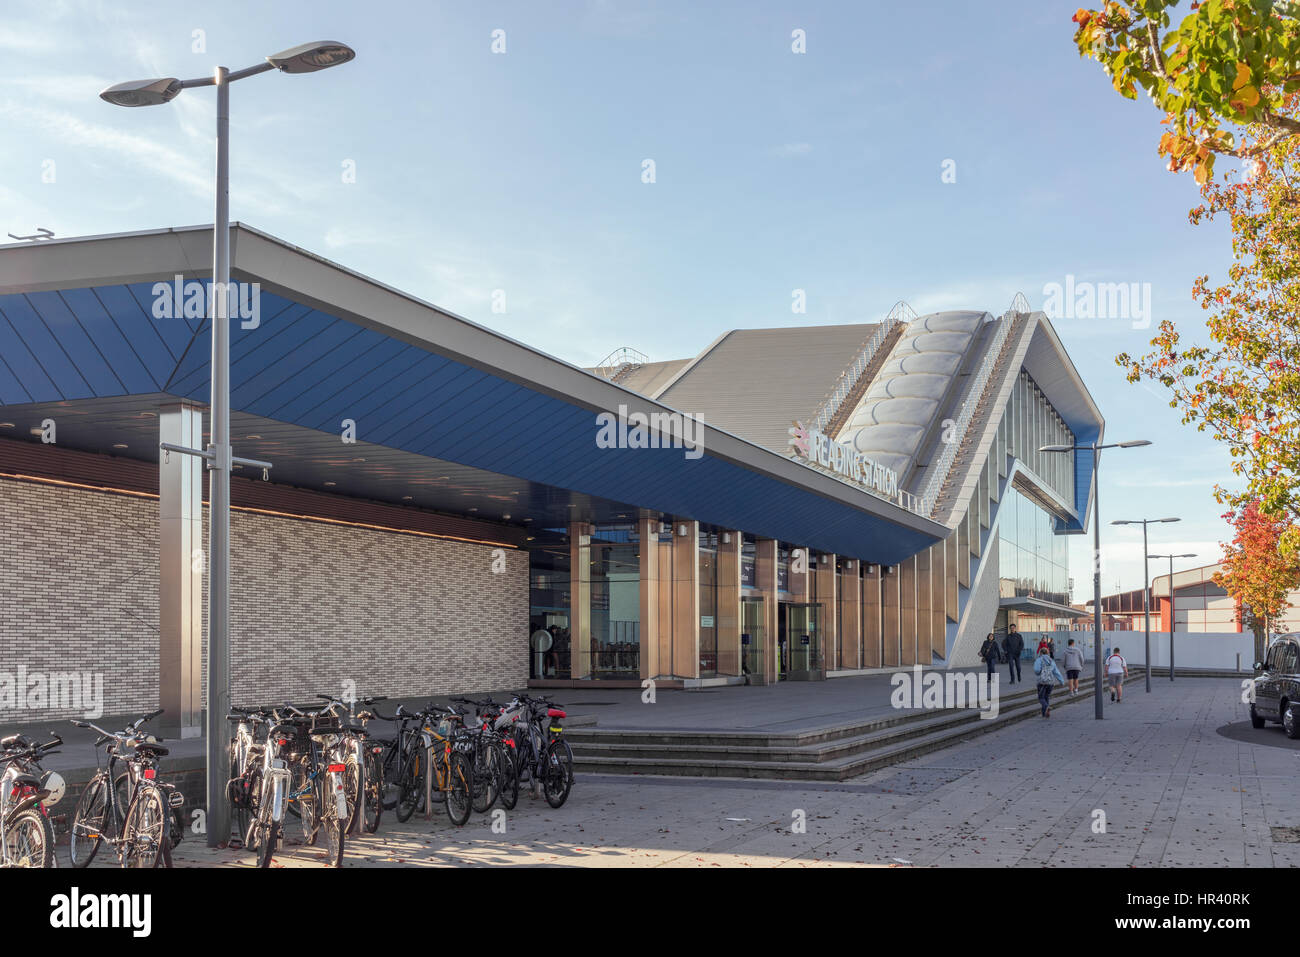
[{"x1": 0, "y1": 0, "x2": 1241, "y2": 600}]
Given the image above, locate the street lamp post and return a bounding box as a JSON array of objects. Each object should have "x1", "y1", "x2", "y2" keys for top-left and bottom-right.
[
  {"x1": 1149, "y1": 552, "x2": 1197, "y2": 682},
  {"x1": 1040, "y1": 439, "x2": 1151, "y2": 719},
  {"x1": 100, "y1": 41, "x2": 355, "y2": 847},
  {"x1": 1112, "y1": 517, "x2": 1180, "y2": 692}
]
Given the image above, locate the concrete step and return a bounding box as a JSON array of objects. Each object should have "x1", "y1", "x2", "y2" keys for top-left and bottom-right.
[{"x1": 572, "y1": 674, "x2": 1122, "y2": 782}]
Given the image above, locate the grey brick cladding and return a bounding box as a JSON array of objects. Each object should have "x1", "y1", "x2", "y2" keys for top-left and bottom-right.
[{"x1": 0, "y1": 476, "x2": 527, "y2": 723}]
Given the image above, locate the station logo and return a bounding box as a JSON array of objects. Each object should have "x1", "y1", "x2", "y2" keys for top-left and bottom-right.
[{"x1": 788, "y1": 421, "x2": 899, "y2": 499}]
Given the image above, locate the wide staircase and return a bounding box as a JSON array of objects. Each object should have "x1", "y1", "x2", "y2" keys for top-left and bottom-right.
[{"x1": 568, "y1": 672, "x2": 1133, "y2": 782}]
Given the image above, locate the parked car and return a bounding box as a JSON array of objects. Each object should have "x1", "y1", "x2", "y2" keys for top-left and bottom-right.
[{"x1": 1251, "y1": 634, "x2": 1300, "y2": 739}]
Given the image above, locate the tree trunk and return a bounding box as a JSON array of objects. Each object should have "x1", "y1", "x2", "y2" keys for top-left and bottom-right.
[{"x1": 1253, "y1": 622, "x2": 1267, "y2": 666}]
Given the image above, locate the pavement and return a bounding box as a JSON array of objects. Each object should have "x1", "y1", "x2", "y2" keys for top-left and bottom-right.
[{"x1": 69, "y1": 675, "x2": 1298, "y2": 867}]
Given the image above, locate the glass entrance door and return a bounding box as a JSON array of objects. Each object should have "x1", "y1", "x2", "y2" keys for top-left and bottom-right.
[
  {"x1": 779, "y1": 602, "x2": 823, "y2": 680},
  {"x1": 741, "y1": 597, "x2": 765, "y2": 678}
]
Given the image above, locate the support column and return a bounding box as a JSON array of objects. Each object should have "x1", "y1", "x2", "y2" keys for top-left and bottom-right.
[
  {"x1": 864, "y1": 563, "x2": 882, "y2": 667},
  {"x1": 671, "y1": 519, "x2": 700, "y2": 679},
  {"x1": 569, "y1": 522, "x2": 593, "y2": 678},
  {"x1": 841, "y1": 560, "x2": 862, "y2": 670},
  {"x1": 756, "y1": 538, "x2": 778, "y2": 684},
  {"x1": 159, "y1": 403, "x2": 204, "y2": 739},
  {"x1": 816, "y1": 553, "x2": 837, "y2": 671},
  {"x1": 637, "y1": 516, "x2": 660, "y2": 681},
  {"x1": 717, "y1": 531, "x2": 741, "y2": 676}
]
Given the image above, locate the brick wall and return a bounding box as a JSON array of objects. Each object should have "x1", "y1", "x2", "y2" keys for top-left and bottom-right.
[{"x1": 0, "y1": 477, "x2": 528, "y2": 724}]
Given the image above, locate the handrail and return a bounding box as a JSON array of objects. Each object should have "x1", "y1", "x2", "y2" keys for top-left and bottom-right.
[
  {"x1": 917, "y1": 314, "x2": 1014, "y2": 517},
  {"x1": 809, "y1": 300, "x2": 914, "y2": 433}
]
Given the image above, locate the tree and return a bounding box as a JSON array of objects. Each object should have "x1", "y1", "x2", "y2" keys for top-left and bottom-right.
[
  {"x1": 1215, "y1": 501, "x2": 1300, "y2": 659},
  {"x1": 1116, "y1": 107, "x2": 1300, "y2": 521},
  {"x1": 1072, "y1": 0, "x2": 1300, "y2": 184}
]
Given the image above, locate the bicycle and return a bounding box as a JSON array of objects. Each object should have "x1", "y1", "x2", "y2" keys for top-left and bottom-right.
[
  {"x1": 67, "y1": 710, "x2": 184, "y2": 868},
  {"x1": 374, "y1": 703, "x2": 473, "y2": 826},
  {"x1": 315, "y1": 694, "x2": 385, "y2": 835},
  {"x1": 0, "y1": 732, "x2": 64, "y2": 867},
  {"x1": 513, "y1": 695, "x2": 573, "y2": 809},
  {"x1": 280, "y1": 703, "x2": 350, "y2": 867}
]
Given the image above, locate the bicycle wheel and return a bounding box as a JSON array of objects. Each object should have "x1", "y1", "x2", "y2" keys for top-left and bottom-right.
[
  {"x1": 318, "y1": 774, "x2": 344, "y2": 868},
  {"x1": 343, "y1": 747, "x2": 362, "y2": 835},
  {"x1": 445, "y1": 751, "x2": 473, "y2": 826},
  {"x1": 68, "y1": 773, "x2": 109, "y2": 867},
  {"x1": 6, "y1": 807, "x2": 54, "y2": 867},
  {"x1": 496, "y1": 741, "x2": 519, "y2": 811},
  {"x1": 363, "y1": 745, "x2": 383, "y2": 833},
  {"x1": 122, "y1": 787, "x2": 171, "y2": 868},
  {"x1": 395, "y1": 741, "x2": 422, "y2": 823},
  {"x1": 471, "y1": 741, "x2": 499, "y2": 814},
  {"x1": 542, "y1": 739, "x2": 574, "y2": 809},
  {"x1": 289, "y1": 758, "x2": 317, "y2": 846},
  {"x1": 255, "y1": 813, "x2": 278, "y2": 869}
]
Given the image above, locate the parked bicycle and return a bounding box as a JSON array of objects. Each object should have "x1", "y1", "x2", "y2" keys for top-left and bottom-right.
[
  {"x1": 280, "y1": 703, "x2": 351, "y2": 867},
  {"x1": 0, "y1": 732, "x2": 64, "y2": 867},
  {"x1": 512, "y1": 695, "x2": 573, "y2": 808},
  {"x1": 373, "y1": 703, "x2": 473, "y2": 826},
  {"x1": 67, "y1": 710, "x2": 184, "y2": 868}
]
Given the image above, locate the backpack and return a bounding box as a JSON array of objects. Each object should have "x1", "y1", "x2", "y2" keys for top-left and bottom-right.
[{"x1": 1036, "y1": 656, "x2": 1055, "y2": 685}]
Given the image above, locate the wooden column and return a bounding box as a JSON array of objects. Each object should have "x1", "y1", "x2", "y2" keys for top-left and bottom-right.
[
  {"x1": 637, "y1": 516, "x2": 660, "y2": 680},
  {"x1": 863, "y1": 563, "x2": 882, "y2": 667},
  {"x1": 569, "y1": 522, "x2": 594, "y2": 678},
  {"x1": 717, "y1": 531, "x2": 742, "y2": 676},
  {"x1": 756, "y1": 538, "x2": 778, "y2": 684},
  {"x1": 671, "y1": 519, "x2": 700, "y2": 679},
  {"x1": 816, "y1": 553, "x2": 837, "y2": 671},
  {"x1": 840, "y1": 560, "x2": 862, "y2": 670}
]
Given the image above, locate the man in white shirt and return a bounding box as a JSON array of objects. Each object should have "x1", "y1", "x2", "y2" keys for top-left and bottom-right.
[{"x1": 1105, "y1": 647, "x2": 1128, "y2": 703}]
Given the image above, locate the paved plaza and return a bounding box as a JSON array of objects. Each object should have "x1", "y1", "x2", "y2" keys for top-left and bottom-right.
[{"x1": 86, "y1": 676, "x2": 1298, "y2": 868}]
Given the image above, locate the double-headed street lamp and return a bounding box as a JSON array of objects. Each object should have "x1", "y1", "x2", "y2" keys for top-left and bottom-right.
[
  {"x1": 1040, "y1": 438, "x2": 1152, "y2": 719},
  {"x1": 1148, "y1": 552, "x2": 1197, "y2": 681},
  {"x1": 1112, "y1": 517, "x2": 1180, "y2": 692},
  {"x1": 101, "y1": 41, "x2": 355, "y2": 847}
]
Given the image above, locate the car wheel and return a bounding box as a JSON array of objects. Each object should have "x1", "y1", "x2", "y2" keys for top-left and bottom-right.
[
  {"x1": 1284, "y1": 702, "x2": 1300, "y2": 740},
  {"x1": 1251, "y1": 703, "x2": 1266, "y2": 729}
]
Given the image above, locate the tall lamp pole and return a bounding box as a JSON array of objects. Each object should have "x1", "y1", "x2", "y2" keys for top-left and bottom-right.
[
  {"x1": 1149, "y1": 552, "x2": 1197, "y2": 682},
  {"x1": 1112, "y1": 517, "x2": 1181, "y2": 692},
  {"x1": 100, "y1": 41, "x2": 355, "y2": 847},
  {"x1": 1040, "y1": 439, "x2": 1152, "y2": 719}
]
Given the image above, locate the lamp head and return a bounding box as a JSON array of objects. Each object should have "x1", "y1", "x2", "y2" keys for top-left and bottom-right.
[
  {"x1": 100, "y1": 78, "x2": 182, "y2": 107},
  {"x1": 266, "y1": 41, "x2": 355, "y2": 74}
]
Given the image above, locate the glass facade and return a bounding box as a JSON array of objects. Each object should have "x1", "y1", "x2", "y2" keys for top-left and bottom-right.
[
  {"x1": 589, "y1": 525, "x2": 640, "y2": 677},
  {"x1": 997, "y1": 486, "x2": 1069, "y2": 607},
  {"x1": 528, "y1": 528, "x2": 572, "y2": 678}
]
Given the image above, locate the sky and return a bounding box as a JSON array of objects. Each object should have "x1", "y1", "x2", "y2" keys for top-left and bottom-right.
[{"x1": 0, "y1": 0, "x2": 1243, "y2": 601}]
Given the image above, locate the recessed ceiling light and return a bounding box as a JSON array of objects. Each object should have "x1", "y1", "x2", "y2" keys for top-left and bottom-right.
[
  {"x1": 324, "y1": 481, "x2": 336, "y2": 487},
  {"x1": 233, "y1": 464, "x2": 243, "y2": 470},
  {"x1": 139, "y1": 411, "x2": 157, "y2": 419},
  {"x1": 402, "y1": 495, "x2": 413, "y2": 500},
  {"x1": 469, "y1": 507, "x2": 478, "y2": 512},
  {"x1": 352, "y1": 457, "x2": 365, "y2": 462},
  {"x1": 113, "y1": 443, "x2": 128, "y2": 449},
  {"x1": 502, "y1": 514, "x2": 511, "y2": 520},
  {"x1": 0, "y1": 422, "x2": 13, "y2": 429},
  {"x1": 245, "y1": 434, "x2": 262, "y2": 440},
  {"x1": 29, "y1": 427, "x2": 43, "y2": 437}
]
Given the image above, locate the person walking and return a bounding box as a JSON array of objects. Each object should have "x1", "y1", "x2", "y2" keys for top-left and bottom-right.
[
  {"x1": 1034, "y1": 644, "x2": 1064, "y2": 717},
  {"x1": 1002, "y1": 626, "x2": 1023, "y2": 685},
  {"x1": 1063, "y1": 638, "x2": 1084, "y2": 696},
  {"x1": 979, "y1": 632, "x2": 1001, "y2": 685},
  {"x1": 1105, "y1": 646, "x2": 1129, "y2": 703}
]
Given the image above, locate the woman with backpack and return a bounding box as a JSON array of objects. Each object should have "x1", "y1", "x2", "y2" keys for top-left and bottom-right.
[{"x1": 1034, "y1": 645, "x2": 1064, "y2": 718}]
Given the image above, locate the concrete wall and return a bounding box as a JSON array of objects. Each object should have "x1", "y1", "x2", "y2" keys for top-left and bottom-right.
[
  {"x1": 0, "y1": 477, "x2": 528, "y2": 723},
  {"x1": 1095, "y1": 629, "x2": 1254, "y2": 672}
]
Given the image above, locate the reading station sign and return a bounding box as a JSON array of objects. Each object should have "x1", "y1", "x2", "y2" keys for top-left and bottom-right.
[{"x1": 787, "y1": 421, "x2": 899, "y2": 500}]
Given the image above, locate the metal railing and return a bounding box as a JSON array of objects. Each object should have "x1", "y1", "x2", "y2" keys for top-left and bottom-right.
[
  {"x1": 917, "y1": 314, "x2": 1015, "y2": 517},
  {"x1": 809, "y1": 300, "x2": 914, "y2": 433},
  {"x1": 593, "y1": 346, "x2": 650, "y2": 382}
]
